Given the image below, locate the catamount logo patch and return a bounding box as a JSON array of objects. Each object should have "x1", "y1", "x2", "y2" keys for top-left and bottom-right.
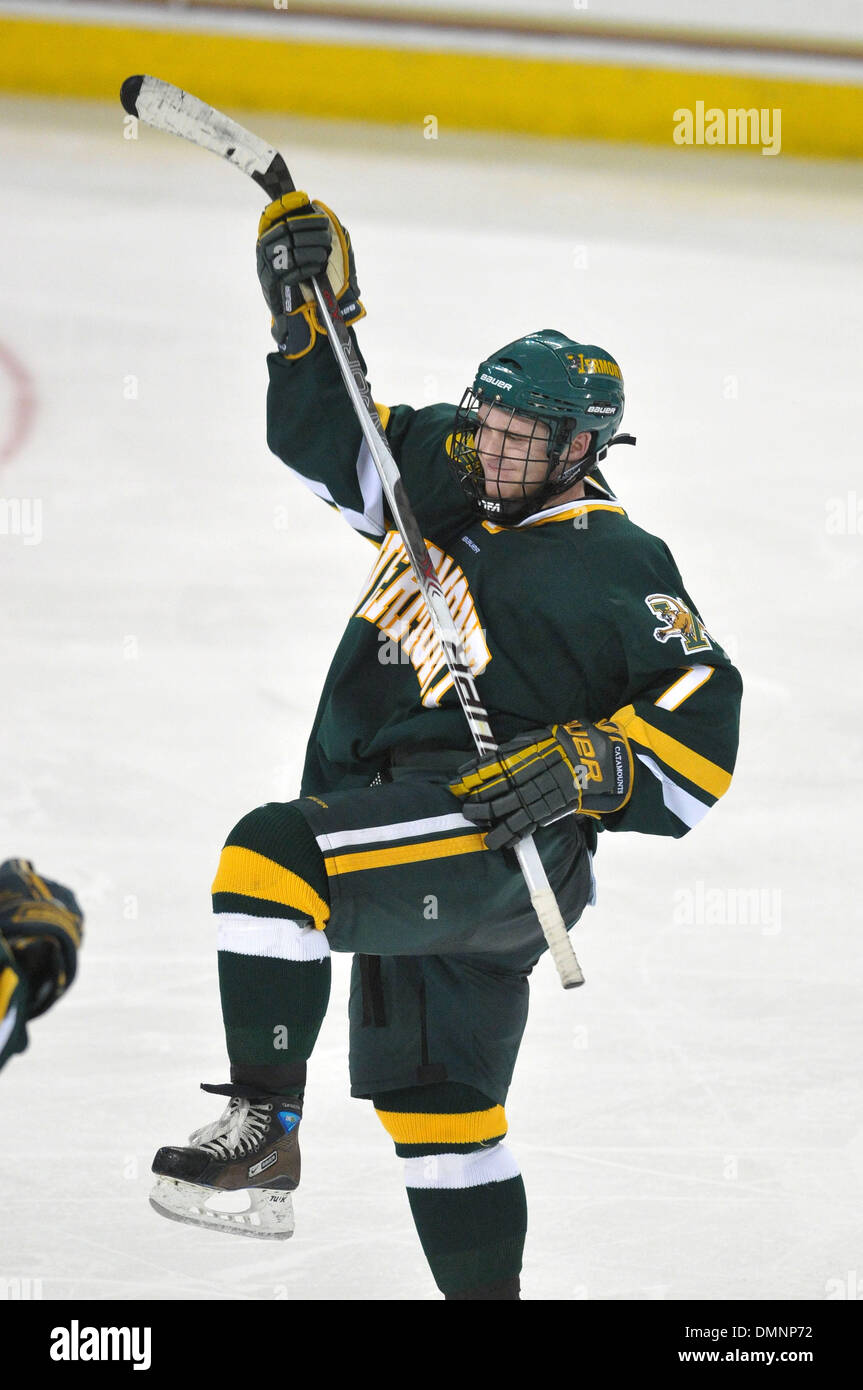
[{"x1": 645, "y1": 594, "x2": 713, "y2": 654}]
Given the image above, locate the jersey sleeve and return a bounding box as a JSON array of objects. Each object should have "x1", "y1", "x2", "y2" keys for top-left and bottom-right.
[
  {"x1": 0, "y1": 933, "x2": 29, "y2": 1073},
  {"x1": 599, "y1": 539, "x2": 742, "y2": 839},
  {"x1": 266, "y1": 335, "x2": 472, "y2": 545}
]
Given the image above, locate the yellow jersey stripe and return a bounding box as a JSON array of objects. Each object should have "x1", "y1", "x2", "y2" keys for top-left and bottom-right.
[
  {"x1": 375, "y1": 1105, "x2": 507, "y2": 1146},
  {"x1": 325, "y1": 832, "x2": 486, "y2": 877},
  {"x1": 374, "y1": 402, "x2": 391, "y2": 430},
  {"x1": 613, "y1": 703, "x2": 732, "y2": 800},
  {"x1": 0, "y1": 964, "x2": 20, "y2": 1019},
  {"x1": 211, "y1": 847, "x2": 330, "y2": 931},
  {"x1": 482, "y1": 501, "x2": 625, "y2": 533},
  {"x1": 655, "y1": 664, "x2": 715, "y2": 712}
]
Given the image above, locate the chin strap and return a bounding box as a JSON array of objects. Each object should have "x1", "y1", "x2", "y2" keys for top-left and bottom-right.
[
  {"x1": 549, "y1": 429, "x2": 637, "y2": 494},
  {"x1": 594, "y1": 432, "x2": 637, "y2": 464}
]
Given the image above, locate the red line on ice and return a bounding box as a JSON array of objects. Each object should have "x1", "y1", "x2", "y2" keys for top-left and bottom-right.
[{"x1": 0, "y1": 341, "x2": 36, "y2": 468}]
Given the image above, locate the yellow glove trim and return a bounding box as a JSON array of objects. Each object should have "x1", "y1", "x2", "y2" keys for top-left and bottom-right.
[
  {"x1": 302, "y1": 199, "x2": 367, "y2": 330},
  {"x1": 278, "y1": 298, "x2": 366, "y2": 361},
  {"x1": 449, "y1": 737, "x2": 556, "y2": 800},
  {"x1": 257, "y1": 192, "x2": 352, "y2": 302},
  {"x1": 559, "y1": 717, "x2": 634, "y2": 818},
  {"x1": 276, "y1": 303, "x2": 320, "y2": 361},
  {"x1": 257, "y1": 189, "x2": 313, "y2": 239},
  {"x1": 259, "y1": 193, "x2": 366, "y2": 352},
  {"x1": 310, "y1": 198, "x2": 351, "y2": 302},
  {"x1": 449, "y1": 718, "x2": 634, "y2": 818},
  {"x1": 0, "y1": 963, "x2": 20, "y2": 1019}
]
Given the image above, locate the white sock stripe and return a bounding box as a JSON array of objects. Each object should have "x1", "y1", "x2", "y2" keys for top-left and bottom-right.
[
  {"x1": 216, "y1": 912, "x2": 330, "y2": 961},
  {"x1": 403, "y1": 1143, "x2": 520, "y2": 1191},
  {"x1": 316, "y1": 812, "x2": 475, "y2": 854}
]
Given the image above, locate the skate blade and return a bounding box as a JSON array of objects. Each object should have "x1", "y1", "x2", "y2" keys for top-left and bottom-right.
[{"x1": 149, "y1": 1175, "x2": 295, "y2": 1240}]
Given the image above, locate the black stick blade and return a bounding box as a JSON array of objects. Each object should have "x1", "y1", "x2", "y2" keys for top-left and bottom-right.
[{"x1": 120, "y1": 75, "x2": 144, "y2": 116}]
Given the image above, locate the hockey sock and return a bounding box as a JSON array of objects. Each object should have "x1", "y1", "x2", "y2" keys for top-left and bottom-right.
[
  {"x1": 211, "y1": 802, "x2": 331, "y2": 1096},
  {"x1": 373, "y1": 1081, "x2": 526, "y2": 1299}
]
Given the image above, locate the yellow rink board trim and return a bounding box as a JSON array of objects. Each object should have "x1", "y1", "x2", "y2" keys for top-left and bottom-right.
[
  {"x1": 1, "y1": 16, "x2": 862, "y2": 159},
  {"x1": 212, "y1": 845, "x2": 330, "y2": 930},
  {"x1": 325, "y1": 831, "x2": 486, "y2": 876},
  {"x1": 375, "y1": 1104, "x2": 507, "y2": 1145}
]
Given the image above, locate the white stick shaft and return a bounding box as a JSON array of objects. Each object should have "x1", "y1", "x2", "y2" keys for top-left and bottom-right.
[{"x1": 513, "y1": 839, "x2": 584, "y2": 988}]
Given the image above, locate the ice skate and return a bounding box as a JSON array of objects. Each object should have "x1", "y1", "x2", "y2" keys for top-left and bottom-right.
[{"x1": 150, "y1": 1092, "x2": 301, "y2": 1240}]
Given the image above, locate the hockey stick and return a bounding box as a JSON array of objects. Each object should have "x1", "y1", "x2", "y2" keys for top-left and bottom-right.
[{"x1": 119, "y1": 76, "x2": 584, "y2": 989}]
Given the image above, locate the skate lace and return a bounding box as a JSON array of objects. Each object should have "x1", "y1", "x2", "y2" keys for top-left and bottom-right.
[{"x1": 190, "y1": 1098, "x2": 273, "y2": 1159}]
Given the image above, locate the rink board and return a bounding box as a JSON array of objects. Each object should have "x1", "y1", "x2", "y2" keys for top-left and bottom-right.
[{"x1": 0, "y1": 12, "x2": 862, "y2": 158}]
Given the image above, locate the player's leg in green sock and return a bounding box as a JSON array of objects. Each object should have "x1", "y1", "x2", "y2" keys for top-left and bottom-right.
[
  {"x1": 373, "y1": 1081, "x2": 526, "y2": 1299},
  {"x1": 211, "y1": 802, "x2": 332, "y2": 1099}
]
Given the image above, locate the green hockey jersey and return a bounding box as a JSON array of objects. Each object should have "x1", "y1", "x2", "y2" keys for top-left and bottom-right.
[{"x1": 266, "y1": 336, "x2": 742, "y2": 844}]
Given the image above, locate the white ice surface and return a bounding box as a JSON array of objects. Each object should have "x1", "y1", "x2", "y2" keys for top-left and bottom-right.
[{"x1": 0, "y1": 96, "x2": 861, "y2": 1302}]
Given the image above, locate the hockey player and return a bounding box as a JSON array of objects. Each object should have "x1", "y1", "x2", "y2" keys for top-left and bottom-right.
[
  {"x1": 150, "y1": 194, "x2": 742, "y2": 1300},
  {"x1": 0, "y1": 858, "x2": 84, "y2": 1073}
]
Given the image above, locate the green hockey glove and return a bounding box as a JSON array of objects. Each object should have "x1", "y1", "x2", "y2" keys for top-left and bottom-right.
[
  {"x1": 0, "y1": 858, "x2": 84, "y2": 1018},
  {"x1": 256, "y1": 190, "x2": 365, "y2": 359},
  {"x1": 450, "y1": 718, "x2": 633, "y2": 851}
]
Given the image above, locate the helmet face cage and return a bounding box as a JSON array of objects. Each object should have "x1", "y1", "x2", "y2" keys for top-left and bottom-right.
[{"x1": 449, "y1": 387, "x2": 593, "y2": 522}]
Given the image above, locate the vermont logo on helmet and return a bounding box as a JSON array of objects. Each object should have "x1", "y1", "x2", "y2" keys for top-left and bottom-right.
[
  {"x1": 566, "y1": 352, "x2": 622, "y2": 380},
  {"x1": 448, "y1": 329, "x2": 635, "y2": 523}
]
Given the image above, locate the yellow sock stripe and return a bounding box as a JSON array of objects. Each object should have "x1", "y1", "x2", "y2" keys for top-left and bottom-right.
[
  {"x1": 612, "y1": 703, "x2": 732, "y2": 800},
  {"x1": 324, "y1": 831, "x2": 486, "y2": 877},
  {"x1": 0, "y1": 964, "x2": 21, "y2": 1020},
  {"x1": 211, "y1": 846, "x2": 330, "y2": 931},
  {"x1": 375, "y1": 1105, "x2": 507, "y2": 1146}
]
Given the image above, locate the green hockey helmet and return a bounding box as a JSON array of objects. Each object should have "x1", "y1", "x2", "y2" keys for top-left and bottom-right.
[{"x1": 449, "y1": 329, "x2": 635, "y2": 522}]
